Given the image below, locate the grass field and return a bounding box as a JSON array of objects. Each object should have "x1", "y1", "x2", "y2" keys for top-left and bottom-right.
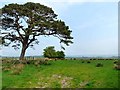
[{"x1": 2, "y1": 59, "x2": 119, "y2": 88}]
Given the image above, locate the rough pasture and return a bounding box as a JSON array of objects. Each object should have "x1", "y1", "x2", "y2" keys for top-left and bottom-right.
[{"x1": 2, "y1": 59, "x2": 119, "y2": 88}]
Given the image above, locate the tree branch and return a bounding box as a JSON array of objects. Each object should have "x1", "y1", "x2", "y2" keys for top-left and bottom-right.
[
  {"x1": 15, "y1": 15, "x2": 24, "y2": 43},
  {"x1": 26, "y1": 35, "x2": 35, "y2": 48}
]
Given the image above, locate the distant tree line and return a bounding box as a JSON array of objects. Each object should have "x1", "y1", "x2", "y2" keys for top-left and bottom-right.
[{"x1": 43, "y1": 46, "x2": 65, "y2": 59}]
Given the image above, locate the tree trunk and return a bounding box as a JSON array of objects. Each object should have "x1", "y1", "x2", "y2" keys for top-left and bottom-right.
[{"x1": 19, "y1": 46, "x2": 27, "y2": 61}]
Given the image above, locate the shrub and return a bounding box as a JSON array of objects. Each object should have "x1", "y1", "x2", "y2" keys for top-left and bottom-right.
[
  {"x1": 114, "y1": 61, "x2": 120, "y2": 70},
  {"x1": 87, "y1": 61, "x2": 91, "y2": 63},
  {"x1": 44, "y1": 61, "x2": 51, "y2": 65},
  {"x1": 113, "y1": 61, "x2": 118, "y2": 64},
  {"x1": 34, "y1": 61, "x2": 40, "y2": 67},
  {"x1": 26, "y1": 60, "x2": 34, "y2": 64},
  {"x1": 26, "y1": 61, "x2": 30, "y2": 64},
  {"x1": 96, "y1": 63, "x2": 103, "y2": 67},
  {"x1": 81, "y1": 61, "x2": 84, "y2": 63},
  {"x1": 43, "y1": 46, "x2": 65, "y2": 59},
  {"x1": 73, "y1": 58, "x2": 76, "y2": 60},
  {"x1": 114, "y1": 64, "x2": 120, "y2": 70},
  {"x1": 56, "y1": 51, "x2": 65, "y2": 59},
  {"x1": 39, "y1": 60, "x2": 51, "y2": 65}
]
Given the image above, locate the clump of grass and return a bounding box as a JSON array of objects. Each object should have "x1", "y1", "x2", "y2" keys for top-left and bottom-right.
[
  {"x1": 11, "y1": 64, "x2": 24, "y2": 75},
  {"x1": 113, "y1": 60, "x2": 118, "y2": 64},
  {"x1": 80, "y1": 81, "x2": 91, "y2": 88},
  {"x1": 114, "y1": 64, "x2": 120, "y2": 70},
  {"x1": 87, "y1": 61, "x2": 91, "y2": 63},
  {"x1": 81, "y1": 61, "x2": 84, "y2": 63},
  {"x1": 34, "y1": 61, "x2": 40, "y2": 67},
  {"x1": 2, "y1": 66, "x2": 11, "y2": 72},
  {"x1": 96, "y1": 63, "x2": 103, "y2": 67},
  {"x1": 114, "y1": 61, "x2": 120, "y2": 70}
]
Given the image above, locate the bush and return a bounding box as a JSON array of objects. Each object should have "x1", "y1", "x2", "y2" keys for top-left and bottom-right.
[
  {"x1": 56, "y1": 51, "x2": 65, "y2": 59},
  {"x1": 87, "y1": 61, "x2": 91, "y2": 63},
  {"x1": 43, "y1": 46, "x2": 65, "y2": 59},
  {"x1": 114, "y1": 61, "x2": 120, "y2": 70},
  {"x1": 113, "y1": 61, "x2": 118, "y2": 64},
  {"x1": 96, "y1": 63, "x2": 103, "y2": 67},
  {"x1": 81, "y1": 61, "x2": 84, "y2": 63},
  {"x1": 34, "y1": 61, "x2": 40, "y2": 67},
  {"x1": 114, "y1": 64, "x2": 120, "y2": 70},
  {"x1": 73, "y1": 58, "x2": 76, "y2": 60}
]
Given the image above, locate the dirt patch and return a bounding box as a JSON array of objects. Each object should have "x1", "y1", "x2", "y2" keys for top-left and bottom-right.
[{"x1": 60, "y1": 76, "x2": 73, "y2": 88}]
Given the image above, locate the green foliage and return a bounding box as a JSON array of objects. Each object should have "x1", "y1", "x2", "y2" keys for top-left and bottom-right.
[
  {"x1": 1, "y1": 2, "x2": 73, "y2": 59},
  {"x1": 43, "y1": 46, "x2": 57, "y2": 58},
  {"x1": 96, "y1": 63, "x2": 103, "y2": 67},
  {"x1": 43, "y1": 46, "x2": 65, "y2": 58},
  {"x1": 87, "y1": 61, "x2": 91, "y2": 63},
  {"x1": 56, "y1": 51, "x2": 65, "y2": 59},
  {"x1": 1, "y1": 2, "x2": 73, "y2": 49}
]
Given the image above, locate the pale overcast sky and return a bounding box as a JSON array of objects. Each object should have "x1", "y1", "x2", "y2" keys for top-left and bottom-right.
[{"x1": 0, "y1": 0, "x2": 118, "y2": 57}]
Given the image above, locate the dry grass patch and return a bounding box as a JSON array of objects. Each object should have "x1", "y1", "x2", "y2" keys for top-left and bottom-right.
[{"x1": 11, "y1": 64, "x2": 24, "y2": 75}]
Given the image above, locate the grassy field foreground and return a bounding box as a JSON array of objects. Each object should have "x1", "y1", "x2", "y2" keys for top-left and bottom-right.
[{"x1": 2, "y1": 59, "x2": 119, "y2": 88}]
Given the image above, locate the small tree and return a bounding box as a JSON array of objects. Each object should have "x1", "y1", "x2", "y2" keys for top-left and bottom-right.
[
  {"x1": 56, "y1": 51, "x2": 65, "y2": 59},
  {"x1": 43, "y1": 46, "x2": 56, "y2": 58},
  {"x1": 43, "y1": 46, "x2": 65, "y2": 59}
]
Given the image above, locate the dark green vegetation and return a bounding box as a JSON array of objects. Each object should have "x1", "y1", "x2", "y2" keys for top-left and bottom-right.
[
  {"x1": 43, "y1": 46, "x2": 65, "y2": 58},
  {"x1": 2, "y1": 59, "x2": 119, "y2": 88},
  {"x1": 1, "y1": 2, "x2": 73, "y2": 60}
]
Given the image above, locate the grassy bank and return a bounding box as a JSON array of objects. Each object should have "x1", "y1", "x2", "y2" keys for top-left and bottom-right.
[{"x1": 2, "y1": 59, "x2": 119, "y2": 88}]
